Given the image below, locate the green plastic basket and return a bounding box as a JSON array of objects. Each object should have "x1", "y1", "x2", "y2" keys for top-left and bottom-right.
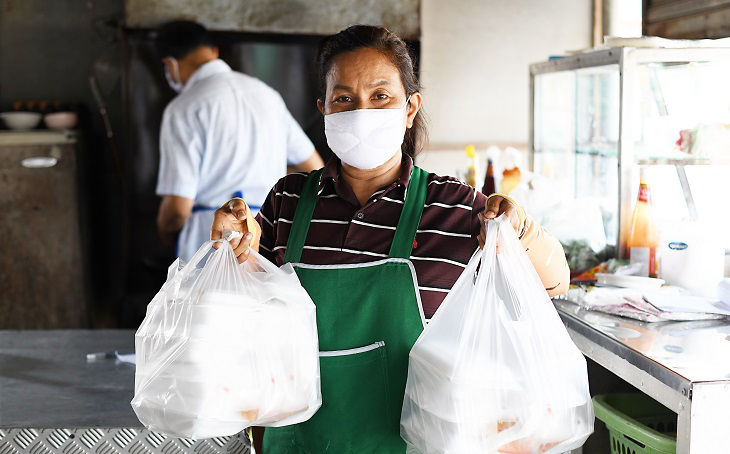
[{"x1": 593, "y1": 394, "x2": 677, "y2": 454}]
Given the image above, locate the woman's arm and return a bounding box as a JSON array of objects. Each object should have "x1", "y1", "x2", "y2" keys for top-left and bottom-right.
[{"x1": 518, "y1": 215, "x2": 570, "y2": 296}]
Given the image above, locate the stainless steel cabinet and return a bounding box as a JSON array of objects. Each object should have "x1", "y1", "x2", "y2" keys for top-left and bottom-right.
[{"x1": 0, "y1": 131, "x2": 87, "y2": 328}]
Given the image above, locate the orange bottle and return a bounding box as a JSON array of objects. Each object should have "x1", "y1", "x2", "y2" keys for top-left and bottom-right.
[{"x1": 628, "y1": 169, "x2": 660, "y2": 277}]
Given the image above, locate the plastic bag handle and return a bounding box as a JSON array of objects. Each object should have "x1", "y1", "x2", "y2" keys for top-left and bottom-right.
[
  {"x1": 450, "y1": 216, "x2": 501, "y2": 371},
  {"x1": 171, "y1": 231, "x2": 243, "y2": 286},
  {"x1": 475, "y1": 214, "x2": 501, "y2": 285}
]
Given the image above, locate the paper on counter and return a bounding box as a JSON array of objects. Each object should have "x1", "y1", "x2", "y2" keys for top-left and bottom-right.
[
  {"x1": 565, "y1": 287, "x2": 726, "y2": 322},
  {"x1": 643, "y1": 291, "x2": 730, "y2": 316},
  {"x1": 566, "y1": 287, "x2": 665, "y2": 322}
]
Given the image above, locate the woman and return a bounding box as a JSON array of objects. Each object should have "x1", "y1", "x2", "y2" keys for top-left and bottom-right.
[{"x1": 211, "y1": 25, "x2": 569, "y2": 454}]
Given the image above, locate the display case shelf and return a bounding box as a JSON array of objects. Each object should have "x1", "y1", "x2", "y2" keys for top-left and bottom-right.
[
  {"x1": 529, "y1": 46, "x2": 730, "y2": 262},
  {"x1": 636, "y1": 157, "x2": 712, "y2": 166}
]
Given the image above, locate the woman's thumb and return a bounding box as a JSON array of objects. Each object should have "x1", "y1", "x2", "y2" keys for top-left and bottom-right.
[{"x1": 232, "y1": 208, "x2": 247, "y2": 220}]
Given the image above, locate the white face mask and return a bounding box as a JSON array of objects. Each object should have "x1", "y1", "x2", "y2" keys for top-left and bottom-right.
[
  {"x1": 324, "y1": 98, "x2": 410, "y2": 170},
  {"x1": 164, "y1": 58, "x2": 184, "y2": 93}
]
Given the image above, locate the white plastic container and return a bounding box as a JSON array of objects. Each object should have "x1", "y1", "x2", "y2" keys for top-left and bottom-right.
[
  {"x1": 401, "y1": 216, "x2": 593, "y2": 454},
  {"x1": 132, "y1": 238, "x2": 321, "y2": 439},
  {"x1": 660, "y1": 221, "x2": 724, "y2": 296}
]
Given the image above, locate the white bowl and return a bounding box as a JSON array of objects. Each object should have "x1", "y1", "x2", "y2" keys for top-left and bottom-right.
[
  {"x1": 0, "y1": 112, "x2": 42, "y2": 130},
  {"x1": 43, "y1": 111, "x2": 78, "y2": 130}
]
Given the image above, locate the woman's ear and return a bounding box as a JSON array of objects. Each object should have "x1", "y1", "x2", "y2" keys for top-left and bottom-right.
[
  {"x1": 317, "y1": 99, "x2": 325, "y2": 115},
  {"x1": 405, "y1": 92, "x2": 422, "y2": 129}
]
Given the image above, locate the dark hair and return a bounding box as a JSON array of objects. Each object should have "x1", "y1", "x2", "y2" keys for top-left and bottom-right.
[
  {"x1": 317, "y1": 25, "x2": 427, "y2": 158},
  {"x1": 155, "y1": 21, "x2": 215, "y2": 59}
]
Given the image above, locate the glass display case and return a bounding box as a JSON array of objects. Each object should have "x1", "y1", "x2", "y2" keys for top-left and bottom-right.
[{"x1": 529, "y1": 47, "x2": 730, "y2": 266}]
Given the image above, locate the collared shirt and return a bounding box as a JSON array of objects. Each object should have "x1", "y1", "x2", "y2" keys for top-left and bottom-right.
[
  {"x1": 156, "y1": 59, "x2": 314, "y2": 261},
  {"x1": 156, "y1": 59, "x2": 314, "y2": 208},
  {"x1": 256, "y1": 154, "x2": 488, "y2": 319}
]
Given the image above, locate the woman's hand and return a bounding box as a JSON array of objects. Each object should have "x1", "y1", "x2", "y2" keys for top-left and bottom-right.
[
  {"x1": 477, "y1": 195, "x2": 521, "y2": 249},
  {"x1": 211, "y1": 199, "x2": 261, "y2": 263}
]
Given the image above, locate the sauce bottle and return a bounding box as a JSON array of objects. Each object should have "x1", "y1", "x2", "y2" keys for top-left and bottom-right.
[
  {"x1": 500, "y1": 147, "x2": 522, "y2": 195},
  {"x1": 481, "y1": 158, "x2": 496, "y2": 196},
  {"x1": 628, "y1": 168, "x2": 659, "y2": 277},
  {"x1": 465, "y1": 144, "x2": 478, "y2": 187}
]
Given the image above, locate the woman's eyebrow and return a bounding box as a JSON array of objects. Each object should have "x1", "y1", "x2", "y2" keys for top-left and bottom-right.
[
  {"x1": 368, "y1": 80, "x2": 390, "y2": 88},
  {"x1": 332, "y1": 80, "x2": 390, "y2": 91}
]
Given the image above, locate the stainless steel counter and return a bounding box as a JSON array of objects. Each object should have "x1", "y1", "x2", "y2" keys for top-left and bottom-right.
[
  {"x1": 3, "y1": 315, "x2": 728, "y2": 453},
  {"x1": 0, "y1": 330, "x2": 248, "y2": 453},
  {"x1": 556, "y1": 300, "x2": 730, "y2": 453}
]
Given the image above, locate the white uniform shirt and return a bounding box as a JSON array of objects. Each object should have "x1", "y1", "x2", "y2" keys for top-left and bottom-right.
[{"x1": 156, "y1": 59, "x2": 314, "y2": 261}]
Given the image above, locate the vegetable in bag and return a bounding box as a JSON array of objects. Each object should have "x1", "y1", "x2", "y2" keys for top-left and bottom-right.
[
  {"x1": 401, "y1": 215, "x2": 593, "y2": 454},
  {"x1": 131, "y1": 232, "x2": 321, "y2": 439}
]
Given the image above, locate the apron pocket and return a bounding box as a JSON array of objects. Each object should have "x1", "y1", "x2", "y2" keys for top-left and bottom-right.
[{"x1": 293, "y1": 341, "x2": 392, "y2": 453}]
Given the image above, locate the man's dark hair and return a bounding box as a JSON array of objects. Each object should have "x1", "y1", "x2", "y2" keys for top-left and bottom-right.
[{"x1": 155, "y1": 20, "x2": 215, "y2": 59}]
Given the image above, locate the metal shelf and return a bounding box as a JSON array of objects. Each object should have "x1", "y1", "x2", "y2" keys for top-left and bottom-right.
[{"x1": 636, "y1": 157, "x2": 713, "y2": 166}]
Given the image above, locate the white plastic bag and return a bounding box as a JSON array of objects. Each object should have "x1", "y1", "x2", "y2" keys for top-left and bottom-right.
[
  {"x1": 401, "y1": 216, "x2": 593, "y2": 453},
  {"x1": 131, "y1": 233, "x2": 321, "y2": 439}
]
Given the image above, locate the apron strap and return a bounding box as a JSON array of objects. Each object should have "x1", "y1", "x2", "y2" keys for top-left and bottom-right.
[
  {"x1": 388, "y1": 166, "x2": 429, "y2": 259},
  {"x1": 284, "y1": 168, "x2": 324, "y2": 263}
]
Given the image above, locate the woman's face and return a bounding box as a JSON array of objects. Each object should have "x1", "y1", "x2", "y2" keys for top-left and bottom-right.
[{"x1": 318, "y1": 47, "x2": 421, "y2": 128}]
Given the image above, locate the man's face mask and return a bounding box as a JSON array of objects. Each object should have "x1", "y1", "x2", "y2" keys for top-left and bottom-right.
[{"x1": 164, "y1": 58, "x2": 184, "y2": 93}]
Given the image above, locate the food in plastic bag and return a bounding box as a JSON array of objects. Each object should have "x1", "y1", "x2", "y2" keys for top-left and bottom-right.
[
  {"x1": 401, "y1": 216, "x2": 593, "y2": 453},
  {"x1": 131, "y1": 231, "x2": 321, "y2": 439}
]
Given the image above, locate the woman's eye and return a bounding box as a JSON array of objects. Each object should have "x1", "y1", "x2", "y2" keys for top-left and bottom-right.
[
  {"x1": 335, "y1": 96, "x2": 352, "y2": 103},
  {"x1": 374, "y1": 93, "x2": 389, "y2": 100}
]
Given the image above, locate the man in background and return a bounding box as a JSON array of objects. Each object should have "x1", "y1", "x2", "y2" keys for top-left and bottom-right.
[{"x1": 155, "y1": 20, "x2": 323, "y2": 260}]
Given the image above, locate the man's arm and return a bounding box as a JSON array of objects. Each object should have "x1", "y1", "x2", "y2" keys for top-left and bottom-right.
[
  {"x1": 156, "y1": 195, "x2": 194, "y2": 247},
  {"x1": 287, "y1": 149, "x2": 324, "y2": 173}
]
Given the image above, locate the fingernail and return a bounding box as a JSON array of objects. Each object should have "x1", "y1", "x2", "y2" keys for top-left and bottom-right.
[{"x1": 245, "y1": 232, "x2": 253, "y2": 240}]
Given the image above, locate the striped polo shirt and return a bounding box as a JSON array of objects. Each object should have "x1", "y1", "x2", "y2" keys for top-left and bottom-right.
[{"x1": 255, "y1": 154, "x2": 487, "y2": 319}]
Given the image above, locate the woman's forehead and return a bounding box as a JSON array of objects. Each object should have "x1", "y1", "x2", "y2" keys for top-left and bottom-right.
[{"x1": 327, "y1": 48, "x2": 402, "y2": 90}]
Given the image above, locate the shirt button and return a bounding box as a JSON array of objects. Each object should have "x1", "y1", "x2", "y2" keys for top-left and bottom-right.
[{"x1": 356, "y1": 212, "x2": 365, "y2": 220}]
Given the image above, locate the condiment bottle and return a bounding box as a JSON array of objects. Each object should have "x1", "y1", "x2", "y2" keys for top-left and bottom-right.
[
  {"x1": 481, "y1": 158, "x2": 496, "y2": 196},
  {"x1": 500, "y1": 147, "x2": 522, "y2": 195},
  {"x1": 628, "y1": 168, "x2": 659, "y2": 277},
  {"x1": 465, "y1": 144, "x2": 478, "y2": 187}
]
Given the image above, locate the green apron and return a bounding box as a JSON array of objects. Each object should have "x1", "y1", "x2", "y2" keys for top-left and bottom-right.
[{"x1": 263, "y1": 166, "x2": 429, "y2": 453}]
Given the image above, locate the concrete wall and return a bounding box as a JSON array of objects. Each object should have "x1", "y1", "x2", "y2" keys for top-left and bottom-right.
[
  {"x1": 420, "y1": 0, "x2": 592, "y2": 146},
  {"x1": 0, "y1": 0, "x2": 123, "y2": 109},
  {"x1": 124, "y1": 0, "x2": 420, "y2": 39}
]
